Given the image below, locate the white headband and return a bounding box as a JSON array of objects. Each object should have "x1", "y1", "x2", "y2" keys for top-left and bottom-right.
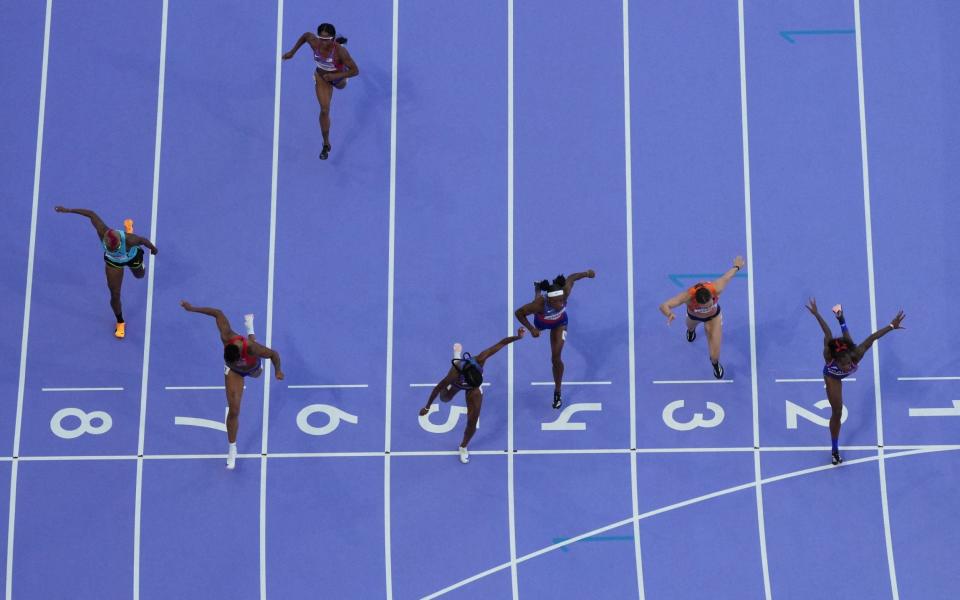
[{"x1": 546, "y1": 289, "x2": 564, "y2": 298}]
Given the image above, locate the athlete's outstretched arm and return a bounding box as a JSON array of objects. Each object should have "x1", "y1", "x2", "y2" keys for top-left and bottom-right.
[
  {"x1": 805, "y1": 298, "x2": 833, "y2": 341},
  {"x1": 515, "y1": 299, "x2": 543, "y2": 337},
  {"x1": 712, "y1": 256, "x2": 745, "y2": 294},
  {"x1": 250, "y1": 340, "x2": 284, "y2": 380},
  {"x1": 805, "y1": 298, "x2": 835, "y2": 360},
  {"x1": 126, "y1": 233, "x2": 158, "y2": 255},
  {"x1": 476, "y1": 328, "x2": 526, "y2": 364},
  {"x1": 658, "y1": 290, "x2": 690, "y2": 325},
  {"x1": 53, "y1": 206, "x2": 108, "y2": 239},
  {"x1": 855, "y1": 310, "x2": 905, "y2": 359},
  {"x1": 832, "y1": 305, "x2": 855, "y2": 345},
  {"x1": 180, "y1": 301, "x2": 234, "y2": 343},
  {"x1": 281, "y1": 32, "x2": 315, "y2": 60},
  {"x1": 562, "y1": 269, "x2": 596, "y2": 298}
]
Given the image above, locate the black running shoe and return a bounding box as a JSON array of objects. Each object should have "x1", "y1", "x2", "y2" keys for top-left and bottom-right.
[
  {"x1": 712, "y1": 361, "x2": 724, "y2": 379},
  {"x1": 686, "y1": 329, "x2": 696, "y2": 342},
  {"x1": 319, "y1": 144, "x2": 331, "y2": 160},
  {"x1": 552, "y1": 392, "x2": 562, "y2": 409},
  {"x1": 832, "y1": 452, "x2": 843, "y2": 466}
]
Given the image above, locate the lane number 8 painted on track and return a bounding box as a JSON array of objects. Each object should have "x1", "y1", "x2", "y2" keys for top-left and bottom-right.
[{"x1": 50, "y1": 407, "x2": 113, "y2": 439}]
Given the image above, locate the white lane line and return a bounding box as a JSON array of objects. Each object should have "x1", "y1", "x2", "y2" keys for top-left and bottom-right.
[
  {"x1": 8, "y1": 2, "x2": 52, "y2": 597},
  {"x1": 420, "y1": 444, "x2": 957, "y2": 599},
  {"x1": 775, "y1": 377, "x2": 857, "y2": 383},
  {"x1": 133, "y1": 2, "x2": 169, "y2": 599},
  {"x1": 652, "y1": 379, "x2": 733, "y2": 384},
  {"x1": 260, "y1": 3, "x2": 284, "y2": 595},
  {"x1": 897, "y1": 376, "x2": 960, "y2": 381},
  {"x1": 409, "y1": 383, "x2": 491, "y2": 388},
  {"x1": 505, "y1": 1, "x2": 518, "y2": 597},
  {"x1": 620, "y1": 0, "x2": 644, "y2": 594},
  {"x1": 6, "y1": 444, "x2": 955, "y2": 462},
  {"x1": 164, "y1": 385, "x2": 233, "y2": 390},
  {"x1": 288, "y1": 384, "x2": 369, "y2": 389},
  {"x1": 383, "y1": 2, "x2": 399, "y2": 598},
  {"x1": 530, "y1": 380, "x2": 611, "y2": 386},
  {"x1": 853, "y1": 2, "x2": 898, "y2": 597},
  {"x1": 41, "y1": 387, "x2": 124, "y2": 392}
]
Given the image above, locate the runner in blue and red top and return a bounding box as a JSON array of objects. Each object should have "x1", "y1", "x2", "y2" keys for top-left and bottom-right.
[
  {"x1": 658, "y1": 256, "x2": 745, "y2": 379},
  {"x1": 515, "y1": 269, "x2": 596, "y2": 409},
  {"x1": 282, "y1": 23, "x2": 360, "y2": 160},
  {"x1": 806, "y1": 298, "x2": 905, "y2": 465},
  {"x1": 180, "y1": 301, "x2": 284, "y2": 470}
]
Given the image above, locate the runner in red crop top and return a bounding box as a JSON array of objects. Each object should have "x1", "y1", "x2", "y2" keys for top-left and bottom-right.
[
  {"x1": 282, "y1": 22, "x2": 360, "y2": 160},
  {"x1": 180, "y1": 301, "x2": 284, "y2": 469},
  {"x1": 658, "y1": 256, "x2": 745, "y2": 379}
]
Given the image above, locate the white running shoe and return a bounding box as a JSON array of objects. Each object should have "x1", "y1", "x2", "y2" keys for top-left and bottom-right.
[
  {"x1": 458, "y1": 446, "x2": 470, "y2": 464},
  {"x1": 226, "y1": 444, "x2": 237, "y2": 470},
  {"x1": 453, "y1": 342, "x2": 462, "y2": 360},
  {"x1": 243, "y1": 313, "x2": 255, "y2": 336}
]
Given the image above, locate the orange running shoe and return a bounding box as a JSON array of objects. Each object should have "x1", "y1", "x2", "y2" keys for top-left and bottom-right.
[
  {"x1": 123, "y1": 219, "x2": 134, "y2": 234},
  {"x1": 114, "y1": 322, "x2": 126, "y2": 339}
]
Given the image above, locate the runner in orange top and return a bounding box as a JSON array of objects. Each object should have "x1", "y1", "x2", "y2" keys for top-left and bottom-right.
[{"x1": 658, "y1": 256, "x2": 745, "y2": 379}]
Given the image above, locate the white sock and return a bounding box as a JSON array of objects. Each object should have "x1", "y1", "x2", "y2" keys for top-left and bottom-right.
[
  {"x1": 226, "y1": 442, "x2": 237, "y2": 469},
  {"x1": 243, "y1": 314, "x2": 255, "y2": 335},
  {"x1": 453, "y1": 342, "x2": 462, "y2": 360}
]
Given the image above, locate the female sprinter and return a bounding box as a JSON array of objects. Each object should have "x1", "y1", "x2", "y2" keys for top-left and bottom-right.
[
  {"x1": 282, "y1": 23, "x2": 359, "y2": 160},
  {"x1": 806, "y1": 298, "x2": 905, "y2": 465},
  {"x1": 658, "y1": 256, "x2": 745, "y2": 379},
  {"x1": 515, "y1": 269, "x2": 596, "y2": 409},
  {"x1": 180, "y1": 301, "x2": 284, "y2": 469},
  {"x1": 54, "y1": 206, "x2": 158, "y2": 339},
  {"x1": 419, "y1": 328, "x2": 526, "y2": 464}
]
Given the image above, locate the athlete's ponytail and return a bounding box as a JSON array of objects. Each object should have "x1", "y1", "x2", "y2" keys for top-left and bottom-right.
[
  {"x1": 318, "y1": 22, "x2": 348, "y2": 44},
  {"x1": 453, "y1": 353, "x2": 484, "y2": 388}
]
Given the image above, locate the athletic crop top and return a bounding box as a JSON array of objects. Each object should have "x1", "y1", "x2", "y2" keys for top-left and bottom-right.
[
  {"x1": 226, "y1": 336, "x2": 259, "y2": 372},
  {"x1": 314, "y1": 42, "x2": 342, "y2": 72},
  {"x1": 538, "y1": 293, "x2": 567, "y2": 321},
  {"x1": 824, "y1": 358, "x2": 858, "y2": 380},
  {"x1": 102, "y1": 230, "x2": 139, "y2": 264}
]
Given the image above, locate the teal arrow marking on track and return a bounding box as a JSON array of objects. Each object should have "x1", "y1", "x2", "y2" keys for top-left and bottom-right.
[
  {"x1": 668, "y1": 273, "x2": 747, "y2": 288},
  {"x1": 552, "y1": 535, "x2": 635, "y2": 553},
  {"x1": 780, "y1": 29, "x2": 855, "y2": 44}
]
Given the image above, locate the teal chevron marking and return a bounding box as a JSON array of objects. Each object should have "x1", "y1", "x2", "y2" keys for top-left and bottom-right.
[
  {"x1": 668, "y1": 272, "x2": 747, "y2": 288},
  {"x1": 552, "y1": 535, "x2": 635, "y2": 553},
  {"x1": 780, "y1": 29, "x2": 854, "y2": 44}
]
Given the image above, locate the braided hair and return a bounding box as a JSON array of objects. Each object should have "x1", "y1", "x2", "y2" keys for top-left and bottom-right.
[{"x1": 536, "y1": 274, "x2": 567, "y2": 295}]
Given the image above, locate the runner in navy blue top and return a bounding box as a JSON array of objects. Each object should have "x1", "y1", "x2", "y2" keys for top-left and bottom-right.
[
  {"x1": 515, "y1": 269, "x2": 596, "y2": 409},
  {"x1": 282, "y1": 23, "x2": 360, "y2": 160},
  {"x1": 806, "y1": 298, "x2": 905, "y2": 465},
  {"x1": 420, "y1": 328, "x2": 525, "y2": 464}
]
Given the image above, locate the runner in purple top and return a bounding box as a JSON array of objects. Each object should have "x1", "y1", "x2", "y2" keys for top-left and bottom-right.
[
  {"x1": 806, "y1": 298, "x2": 905, "y2": 465},
  {"x1": 282, "y1": 23, "x2": 360, "y2": 160}
]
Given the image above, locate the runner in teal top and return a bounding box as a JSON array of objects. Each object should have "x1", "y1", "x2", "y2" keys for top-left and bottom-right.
[{"x1": 54, "y1": 205, "x2": 158, "y2": 339}]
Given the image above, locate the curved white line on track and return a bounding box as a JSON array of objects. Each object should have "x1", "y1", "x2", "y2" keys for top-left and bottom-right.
[{"x1": 419, "y1": 445, "x2": 959, "y2": 599}]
